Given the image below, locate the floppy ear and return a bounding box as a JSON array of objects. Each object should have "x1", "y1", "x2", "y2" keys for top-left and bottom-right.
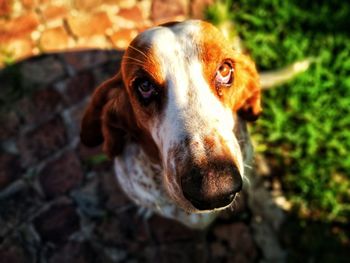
[
  {"x1": 80, "y1": 72, "x2": 133, "y2": 157},
  {"x1": 233, "y1": 54, "x2": 262, "y2": 122}
]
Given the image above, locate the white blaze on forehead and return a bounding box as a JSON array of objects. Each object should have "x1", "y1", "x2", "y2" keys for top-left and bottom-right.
[
  {"x1": 139, "y1": 21, "x2": 200, "y2": 104},
  {"x1": 141, "y1": 21, "x2": 244, "y2": 175}
]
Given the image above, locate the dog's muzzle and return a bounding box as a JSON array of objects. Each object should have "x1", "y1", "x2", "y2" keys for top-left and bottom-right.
[{"x1": 181, "y1": 160, "x2": 242, "y2": 211}]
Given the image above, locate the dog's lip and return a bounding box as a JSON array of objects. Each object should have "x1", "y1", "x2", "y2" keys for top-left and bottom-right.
[
  {"x1": 185, "y1": 192, "x2": 236, "y2": 211},
  {"x1": 165, "y1": 181, "x2": 237, "y2": 214},
  {"x1": 188, "y1": 200, "x2": 235, "y2": 214}
]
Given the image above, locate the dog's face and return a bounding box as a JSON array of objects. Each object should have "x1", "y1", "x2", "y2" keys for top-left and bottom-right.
[{"x1": 81, "y1": 20, "x2": 261, "y2": 213}]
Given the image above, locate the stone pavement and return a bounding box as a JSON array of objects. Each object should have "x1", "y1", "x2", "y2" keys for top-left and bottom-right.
[
  {"x1": 0, "y1": 50, "x2": 262, "y2": 263},
  {"x1": 0, "y1": 0, "x2": 213, "y2": 67},
  {"x1": 0, "y1": 1, "x2": 287, "y2": 262}
]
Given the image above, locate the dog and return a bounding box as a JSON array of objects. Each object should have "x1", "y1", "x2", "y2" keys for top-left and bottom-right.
[{"x1": 80, "y1": 20, "x2": 261, "y2": 229}]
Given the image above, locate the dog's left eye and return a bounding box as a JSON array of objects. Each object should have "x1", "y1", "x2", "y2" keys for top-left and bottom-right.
[
  {"x1": 215, "y1": 62, "x2": 234, "y2": 86},
  {"x1": 134, "y1": 78, "x2": 159, "y2": 105},
  {"x1": 138, "y1": 79, "x2": 156, "y2": 98}
]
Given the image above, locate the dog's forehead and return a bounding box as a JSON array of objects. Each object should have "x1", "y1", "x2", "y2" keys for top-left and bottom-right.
[
  {"x1": 137, "y1": 20, "x2": 229, "y2": 55},
  {"x1": 138, "y1": 20, "x2": 204, "y2": 50},
  {"x1": 124, "y1": 20, "x2": 230, "y2": 81}
]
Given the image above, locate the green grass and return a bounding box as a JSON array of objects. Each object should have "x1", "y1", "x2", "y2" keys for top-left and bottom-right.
[
  {"x1": 0, "y1": 47, "x2": 16, "y2": 66},
  {"x1": 207, "y1": 0, "x2": 350, "y2": 223}
]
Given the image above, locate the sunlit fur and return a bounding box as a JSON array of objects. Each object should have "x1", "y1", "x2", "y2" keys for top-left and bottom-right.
[{"x1": 80, "y1": 20, "x2": 261, "y2": 228}]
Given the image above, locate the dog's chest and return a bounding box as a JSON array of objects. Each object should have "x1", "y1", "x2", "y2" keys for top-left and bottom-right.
[{"x1": 114, "y1": 143, "x2": 166, "y2": 209}]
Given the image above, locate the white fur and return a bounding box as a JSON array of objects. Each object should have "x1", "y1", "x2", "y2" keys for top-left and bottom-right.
[
  {"x1": 114, "y1": 143, "x2": 217, "y2": 228},
  {"x1": 140, "y1": 21, "x2": 245, "y2": 209}
]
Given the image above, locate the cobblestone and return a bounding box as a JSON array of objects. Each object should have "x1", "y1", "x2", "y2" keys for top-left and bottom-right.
[
  {"x1": 74, "y1": 0, "x2": 103, "y2": 11},
  {"x1": 157, "y1": 243, "x2": 207, "y2": 263},
  {"x1": 0, "y1": 111, "x2": 20, "y2": 139},
  {"x1": 0, "y1": 1, "x2": 276, "y2": 262},
  {"x1": 22, "y1": 0, "x2": 36, "y2": 10},
  {"x1": 16, "y1": 87, "x2": 65, "y2": 127},
  {"x1": 61, "y1": 50, "x2": 118, "y2": 72},
  {"x1": 0, "y1": 12, "x2": 39, "y2": 41},
  {"x1": 48, "y1": 241, "x2": 96, "y2": 263},
  {"x1": 66, "y1": 12, "x2": 112, "y2": 38},
  {"x1": 41, "y1": 4, "x2": 69, "y2": 22},
  {"x1": 40, "y1": 26, "x2": 70, "y2": 51},
  {"x1": 213, "y1": 222, "x2": 258, "y2": 261},
  {"x1": 150, "y1": 215, "x2": 201, "y2": 242},
  {"x1": 63, "y1": 71, "x2": 95, "y2": 105},
  {"x1": 110, "y1": 28, "x2": 138, "y2": 49},
  {"x1": 33, "y1": 203, "x2": 80, "y2": 245},
  {"x1": 0, "y1": 185, "x2": 42, "y2": 238},
  {"x1": 0, "y1": 243, "x2": 27, "y2": 263},
  {"x1": 75, "y1": 35, "x2": 112, "y2": 49},
  {"x1": 118, "y1": 6, "x2": 144, "y2": 21},
  {"x1": 19, "y1": 116, "x2": 68, "y2": 166},
  {"x1": 0, "y1": 153, "x2": 22, "y2": 190},
  {"x1": 39, "y1": 151, "x2": 83, "y2": 199},
  {"x1": 191, "y1": 0, "x2": 214, "y2": 19},
  {"x1": 0, "y1": 0, "x2": 208, "y2": 67},
  {"x1": 1, "y1": 36, "x2": 34, "y2": 62},
  {"x1": 63, "y1": 100, "x2": 89, "y2": 139},
  {"x1": 0, "y1": 0, "x2": 11, "y2": 16},
  {"x1": 20, "y1": 55, "x2": 66, "y2": 85},
  {"x1": 151, "y1": 0, "x2": 188, "y2": 23},
  {"x1": 98, "y1": 170, "x2": 131, "y2": 210}
]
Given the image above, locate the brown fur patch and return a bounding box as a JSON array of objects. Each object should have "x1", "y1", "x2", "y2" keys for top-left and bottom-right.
[{"x1": 197, "y1": 21, "x2": 262, "y2": 121}]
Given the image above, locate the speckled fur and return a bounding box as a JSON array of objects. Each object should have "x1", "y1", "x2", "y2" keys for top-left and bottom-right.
[{"x1": 114, "y1": 143, "x2": 218, "y2": 229}]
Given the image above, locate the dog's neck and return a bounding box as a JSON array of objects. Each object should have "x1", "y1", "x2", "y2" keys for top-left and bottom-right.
[{"x1": 114, "y1": 142, "x2": 217, "y2": 228}]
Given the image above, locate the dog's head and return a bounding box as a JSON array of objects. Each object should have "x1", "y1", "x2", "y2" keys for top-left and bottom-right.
[{"x1": 81, "y1": 20, "x2": 261, "y2": 213}]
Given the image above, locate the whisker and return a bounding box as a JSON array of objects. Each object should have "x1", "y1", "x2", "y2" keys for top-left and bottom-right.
[
  {"x1": 243, "y1": 175, "x2": 251, "y2": 186},
  {"x1": 229, "y1": 199, "x2": 236, "y2": 211},
  {"x1": 244, "y1": 163, "x2": 253, "y2": 169},
  {"x1": 122, "y1": 62, "x2": 145, "y2": 68},
  {"x1": 128, "y1": 45, "x2": 159, "y2": 68},
  {"x1": 122, "y1": 59, "x2": 144, "y2": 65},
  {"x1": 123, "y1": 56, "x2": 145, "y2": 64},
  {"x1": 128, "y1": 45, "x2": 148, "y2": 58}
]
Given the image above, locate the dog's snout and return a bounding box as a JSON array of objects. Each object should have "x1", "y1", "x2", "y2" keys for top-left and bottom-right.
[{"x1": 181, "y1": 161, "x2": 242, "y2": 210}]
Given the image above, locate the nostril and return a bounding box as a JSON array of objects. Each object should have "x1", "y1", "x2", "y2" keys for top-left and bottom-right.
[
  {"x1": 181, "y1": 167, "x2": 202, "y2": 202},
  {"x1": 232, "y1": 172, "x2": 243, "y2": 193}
]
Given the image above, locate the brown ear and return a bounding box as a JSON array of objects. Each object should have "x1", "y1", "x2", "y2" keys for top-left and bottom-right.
[
  {"x1": 233, "y1": 53, "x2": 262, "y2": 122},
  {"x1": 80, "y1": 72, "x2": 133, "y2": 157}
]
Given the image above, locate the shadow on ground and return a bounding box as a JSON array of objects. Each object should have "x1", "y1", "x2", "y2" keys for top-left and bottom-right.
[
  {"x1": 1, "y1": 50, "x2": 349, "y2": 263},
  {"x1": 0, "y1": 50, "x2": 259, "y2": 263}
]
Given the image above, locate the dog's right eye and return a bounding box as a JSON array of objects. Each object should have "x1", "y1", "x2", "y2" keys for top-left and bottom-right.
[
  {"x1": 215, "y1": 62, "x2": 234, "y2": 86},
  {"x1": 134, "y1": 78, "x2": 159, "y2": 105}
]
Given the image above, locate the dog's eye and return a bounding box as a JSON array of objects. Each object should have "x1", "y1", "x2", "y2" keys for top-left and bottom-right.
[
  {"x1": 215, "y1": 62, "x2": 234, "y2": 86},
  {"x1": 138, "y1": 80, "x2": 156, "y2": 98},
  {"x1": 134, "y1": 78, "x2": 159, "y2": 104}
]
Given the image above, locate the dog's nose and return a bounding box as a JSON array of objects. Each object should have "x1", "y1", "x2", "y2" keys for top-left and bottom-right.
[{"x1": 181, "y1": 161, "x2": 242, "y2": 210}]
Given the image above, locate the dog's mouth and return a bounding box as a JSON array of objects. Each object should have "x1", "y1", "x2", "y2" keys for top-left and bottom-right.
[{"x1": 184, "y1": 191, "x2": 237, "y2": 211}]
